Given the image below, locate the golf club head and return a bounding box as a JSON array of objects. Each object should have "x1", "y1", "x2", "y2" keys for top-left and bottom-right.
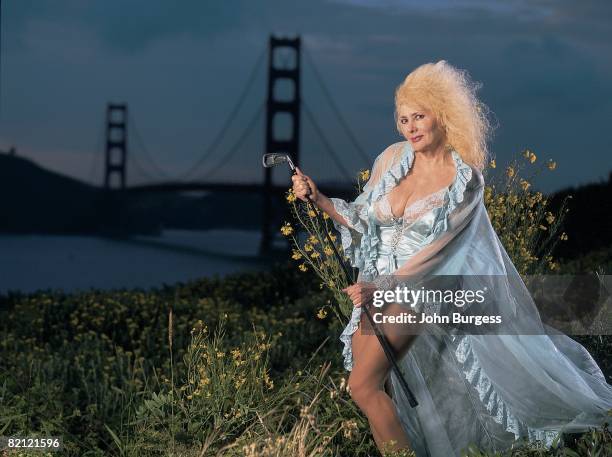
[{"x1": 262, "y1": 153, "x2": 296, "y2": 171}]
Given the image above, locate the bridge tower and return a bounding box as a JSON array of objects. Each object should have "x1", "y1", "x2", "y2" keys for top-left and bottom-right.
[
  {"x1": 104, "y1": 103, "x2": 128, "y2": 189},
  {"x1": 260, "y1": 35, "x2": 301, "y2": 255}
]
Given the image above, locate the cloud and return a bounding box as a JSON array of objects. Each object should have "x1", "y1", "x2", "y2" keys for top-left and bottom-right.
[
  {"x1": 328, "y1": 0, "x2": 554, "y2": 18},
  {"x1": 1, "y1": 0, "x2": 610, "y2": 192},
  {"x1": 6, "y1": 0, "x2": 250, "y2": 54}
]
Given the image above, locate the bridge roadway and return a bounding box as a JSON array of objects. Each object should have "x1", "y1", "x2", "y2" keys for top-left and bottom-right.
[{"x1": 122, "y1": 182, "x2": 358, "y2": 201}]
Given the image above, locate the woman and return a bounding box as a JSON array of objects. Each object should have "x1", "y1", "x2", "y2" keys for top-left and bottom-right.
[{"x1": 291, "y1": 60, "x2": 612, "y2": 456}]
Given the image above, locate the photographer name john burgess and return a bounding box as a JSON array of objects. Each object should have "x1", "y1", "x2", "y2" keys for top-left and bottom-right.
[{"x1": 372, "y1": 312, "x2": 502, "y2": 325}]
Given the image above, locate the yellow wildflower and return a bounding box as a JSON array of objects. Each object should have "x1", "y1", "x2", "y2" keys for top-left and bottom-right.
[
  {"x1": 489, "y1": 160, "x2": 496, "y2": 169},
  {"x1": 286, "y1": 190, "x2": 297, "y2": 202},
  {"x1": 304, "y1": 243, "x2": 313, "y2": 252},
  {"x1": 545, "y1": 212, "x2": 555, "y2": 225},
  {"x1": 298, "y1": 263, "x2": 308, "y2": 272},
  {"x1": 310, "y1": 251, "x2": 320, "y2": 259},
  {"x1": 307, "y1": 209, "x2": 316, "y2": 217},
  {"x1": 308, "y1": 235, "x2": 319, "y2": 245},
  {"x1": 317, "y1": 308, "x2": 328, "y2": 319},
  {"x1": 291, "y1": 250, "x2": 302, "y2": 260},
  {"x1": 560, "y1": 232, "x2": 568, "y2": 241},
  {"x1": 191, "y1": 319, "x2": 207, "y2": 335},
  {"x1": 323, "y1": 245, "x2": 333, "y2": 256},
  {"x1": 359, "y1": 169, "x2": 370, "y2": 181},
  {"x1": 506, "y1": 166, "x2": 515, "y2": 178},
  {"x1": 547, "y1": 160, "x2": 556, "y2": 170},
  {"x1": 280, "y1": 222, "x2": 293, "y2": 236},
  {"x1": 520, "y1": 179, "x2": 531, "y2": 191},
  {"x1": 264, "y1": 372, "x2": 274, "y2": 390},
  {"x1": 322, "y1": 212, "x2": 330, "y2": 220},
  {"x1": 342, "y1": 419, "x2": 359, "y2": 440}
]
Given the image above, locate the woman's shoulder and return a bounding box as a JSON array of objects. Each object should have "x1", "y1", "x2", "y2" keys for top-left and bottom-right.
[
  {"x1": 382, "y1": 140, "x2": 409, "y2": 157},
  {"x1": 361, "y1": 141, "x2": 410, "y2": 199},
  {"x1": 372, "y1": 140, "x2": 406, "y2": 161},
  {"x1": 371, "y1": 141, "x2": 410, "y2": 172}
]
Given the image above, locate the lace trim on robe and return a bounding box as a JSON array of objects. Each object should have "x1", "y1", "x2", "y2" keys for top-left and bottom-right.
[
  {"x1": 336, "y1": 143, "x2": 476, "y2": 370},
  {"x1": 335, "y1": 144, "x2": 561, "y2": 449},
  {"x1": 328, "y1": 198, "x2": 369, "y2": 272},
  {"x1": 374, "y1": 187, "x2": 448, "y2": 226},
  {"x1": 452, "y1": 334, "x2": 562, "y2": 447}
]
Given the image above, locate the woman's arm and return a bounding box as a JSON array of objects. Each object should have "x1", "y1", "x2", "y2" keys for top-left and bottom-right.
[
  {"x1": 312, "y1": 192, "x2": 350, "y2": 228},
  {"x1": 292, "y1": 167, "x2": 351, "y2": 228}
]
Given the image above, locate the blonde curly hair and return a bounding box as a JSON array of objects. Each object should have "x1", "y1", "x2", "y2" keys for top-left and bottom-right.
[{"x1": 394, "y1": 60, "x2": 495, "y2": 171}]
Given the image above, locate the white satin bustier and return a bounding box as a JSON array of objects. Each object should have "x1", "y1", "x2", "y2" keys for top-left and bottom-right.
[
  {"x1": 370, "y1": 187, "x2": 449, "y2": 275},
  {"x1": 331, "y1": 146, "x2": 474, "y2": 373}
]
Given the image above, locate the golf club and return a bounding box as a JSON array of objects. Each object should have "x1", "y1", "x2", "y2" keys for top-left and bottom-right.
[{"x1": 262, "y1": 152, "x2": 419, "y2": 408}]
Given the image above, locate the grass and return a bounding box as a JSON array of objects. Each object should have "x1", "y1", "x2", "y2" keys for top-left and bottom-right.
[
  {"x1": 1, "y1": 150, "x2": 611, "y2": 456},
  {"x1": 0, "y1": 255, "x2": 610, "y2": 456}
]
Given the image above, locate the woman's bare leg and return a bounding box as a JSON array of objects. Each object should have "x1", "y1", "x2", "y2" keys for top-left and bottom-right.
[
  {"x1": 349, "y1": 322, "x2": 385, "y2": 447},
  {"x1": 349, "y1": 304, "x2": 423, "y2": 453}
]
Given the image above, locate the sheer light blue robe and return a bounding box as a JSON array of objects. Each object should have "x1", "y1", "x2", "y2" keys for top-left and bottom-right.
[{"x1": 330, "y1": 141, "x2": 612, "y2": 456}]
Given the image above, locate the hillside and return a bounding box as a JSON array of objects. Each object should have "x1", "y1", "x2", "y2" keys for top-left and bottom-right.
[
  {"x1": 0, "y1": 153, "x2": 100, "y2": 233},
  {"x1": 547, "y1": 171, "x2": 612, "y2": 261},
  {"x1": 0, "y1": 153, "x2": 282, "y2": 235},
  {"x1": 1, "y1": 153, "x2": 610, "y2": 259}
]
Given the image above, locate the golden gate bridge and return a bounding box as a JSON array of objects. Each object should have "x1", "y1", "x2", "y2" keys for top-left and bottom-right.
[{"x1": 87, "y1": 35, "x2": 375, "y2": 255}]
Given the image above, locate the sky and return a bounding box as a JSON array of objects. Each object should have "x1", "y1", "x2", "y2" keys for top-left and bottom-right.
[{"x1": 1, "y1": 0, "x2": 611, "y2": 193}]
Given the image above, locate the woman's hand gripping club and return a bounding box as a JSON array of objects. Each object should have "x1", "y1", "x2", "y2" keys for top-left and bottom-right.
[{"x1": 291, "y1": 167, "x2": 320, "y2": 204}]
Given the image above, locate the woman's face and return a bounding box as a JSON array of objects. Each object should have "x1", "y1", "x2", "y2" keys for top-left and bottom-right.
[{"x1": 396, "y1": 103, "x2": 446, "y2": 153}]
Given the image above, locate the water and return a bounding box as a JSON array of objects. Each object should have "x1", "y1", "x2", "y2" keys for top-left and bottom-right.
[{"x1": 0, "y1": 229, "x2": 280, "y2": 295}]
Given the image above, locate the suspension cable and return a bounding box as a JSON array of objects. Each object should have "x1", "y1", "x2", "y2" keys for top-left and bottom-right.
[
  {"x1": 128, "y1": 111, "x2": 175, "y2": 180},
  {"x1": 177, "y1": 46, "x2": 266, "y2": 179},
  {"x1": 128, "y1": 144, "x2": 159, "y2": 182},
  {"x1": 302, "y1": 99, "x2": 354, "y2": 183},
  {"x1": 87, "y1": 122, "x2": 105, "y2": 185},
  {"x1": 303, "y1": 45, "x2": 372, "y2": 168},
  {"x1": 196, "y1": 100, "x2": 265, "y2": 181}
]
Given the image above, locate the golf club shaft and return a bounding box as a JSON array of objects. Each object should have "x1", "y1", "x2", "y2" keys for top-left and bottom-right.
[
  {"x1": 299, "y1": 176, "x2": 419, "y2": 408},
  {"x1": 307, "y1": 199, "x2": 354, "y2": 282}
]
